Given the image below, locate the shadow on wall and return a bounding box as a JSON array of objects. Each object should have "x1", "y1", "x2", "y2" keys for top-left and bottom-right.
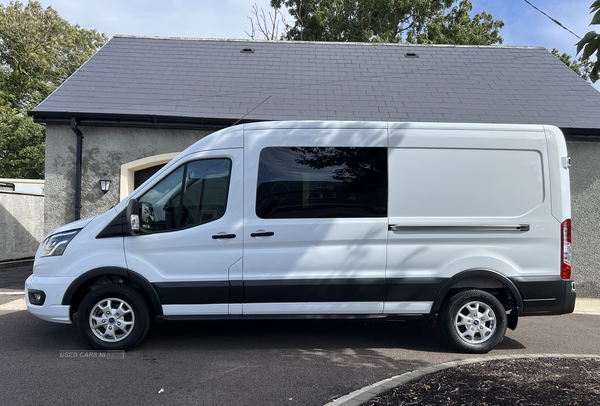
[{"x1": 0, "y1": 193, "x2": 44, "y2": 262}]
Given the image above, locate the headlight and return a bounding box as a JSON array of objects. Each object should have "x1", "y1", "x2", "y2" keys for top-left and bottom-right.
[{"x1": 41, "y1": 230, "x2": 80, "y2": 257}]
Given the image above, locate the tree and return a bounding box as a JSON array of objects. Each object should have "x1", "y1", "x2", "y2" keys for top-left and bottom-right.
[
  {"x1": 552, "y1": 48, "x2": 593, "y2": 82},
  {"x1": 264, "y1": 0, "x2": 503, "y2": 44},
  {"x1": 0, "y1": 1, "x2": 107, "y2": 178},
  {"x1": 0, "y1": 1, "x2": 107, "y2": 109},
  {"x1": 246, "y1": 2, "x2": 289, "y2": 40},
  {"x1": 0, "y1": 106, "x2": 44, "y2": 178},
  {"x1": 576, "y1": 0, "x2": 600, "y2": 82},
  {"x1": 406, "y1": 0, "x2": 503, "y2": 45}
]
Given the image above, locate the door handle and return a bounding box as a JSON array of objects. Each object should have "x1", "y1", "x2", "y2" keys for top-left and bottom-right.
[
  {"x1": 212, "y1": 233, "x2": 237, "y2": 239},
  {"x1": 250, "y1": 231, "x2": 274, "y2": 237}
]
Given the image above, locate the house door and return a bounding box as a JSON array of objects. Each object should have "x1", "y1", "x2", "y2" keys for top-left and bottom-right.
[{"x1": 134, "y1": 164, "x2": 166, "y2": 190}]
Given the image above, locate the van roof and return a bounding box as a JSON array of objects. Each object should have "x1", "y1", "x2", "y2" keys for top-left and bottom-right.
[{"x1": 241, "y1": 121, "x2": 547, "y2": 132}]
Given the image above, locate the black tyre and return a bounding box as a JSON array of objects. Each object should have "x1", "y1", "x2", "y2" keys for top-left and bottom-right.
[
  {"x1": 439, "y1": 289, "x2": 507, "y2": 353},
  {"x1": 77, "y1": 284, "x2": 151, "y2": 351}
]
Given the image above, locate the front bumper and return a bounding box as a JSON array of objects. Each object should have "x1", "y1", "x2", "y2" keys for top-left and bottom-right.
[{"x1": 25, "y1": 275, "x2": 73, "y2": 324}]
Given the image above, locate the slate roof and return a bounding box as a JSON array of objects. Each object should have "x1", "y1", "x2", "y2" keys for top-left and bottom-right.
[{"x1": 31, "y1": 35, "x2": 600, "y2": 135}]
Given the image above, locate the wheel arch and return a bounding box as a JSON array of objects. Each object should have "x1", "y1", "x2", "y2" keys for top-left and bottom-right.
[
  {"x1": 62, "y1": 267, "x2": 163, "y2": 317},
  {"x1": 431, "y1": 269, "x2": 523, "y2": 315}
]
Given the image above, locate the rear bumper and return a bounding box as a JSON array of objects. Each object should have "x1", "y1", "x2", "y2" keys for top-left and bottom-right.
[{"x1": 511, "y1": 276, "x2": 576, "y2": 316}]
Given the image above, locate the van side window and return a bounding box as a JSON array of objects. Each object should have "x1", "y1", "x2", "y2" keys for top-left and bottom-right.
[
  {"x1": 138, "y1": 159, "x2": 231, "y2": 232},
  {"x1": 256, "y1": 147, "x2": 387, "y2": 219},
  {"x1": 387, "y1": 148, "x2": 544, "y2": 218}
]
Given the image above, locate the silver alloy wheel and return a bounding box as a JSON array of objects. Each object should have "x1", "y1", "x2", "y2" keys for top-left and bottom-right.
[
  {"x1": 454, "y1": 300, "x2": 497, "y2": 344},
  {"x1": 88, "y1": 297, "x2": 136, "y2": 342}
]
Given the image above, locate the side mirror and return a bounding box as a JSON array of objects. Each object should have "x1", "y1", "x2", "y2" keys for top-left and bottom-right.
[{"x1": 126, "y1": 198, "x2": 140, "y2": 236}]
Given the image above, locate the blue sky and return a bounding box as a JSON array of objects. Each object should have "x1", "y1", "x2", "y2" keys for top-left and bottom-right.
[
  {"x1": 472, "y1": 1, "x2": 594, "y2": 55},
  {"x1": 8, "y1": 0, "x2": 600, "y2": 88}
]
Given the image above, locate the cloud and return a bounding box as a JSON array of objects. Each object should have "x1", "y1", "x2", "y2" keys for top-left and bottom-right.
[{"x1": 31, "y1": 0, "x2": 273, "y2": 39}]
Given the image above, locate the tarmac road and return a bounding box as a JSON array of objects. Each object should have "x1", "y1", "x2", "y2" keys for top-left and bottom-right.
[{"x1": 1, "y1": 265, "x2": 599, "y2": 406}]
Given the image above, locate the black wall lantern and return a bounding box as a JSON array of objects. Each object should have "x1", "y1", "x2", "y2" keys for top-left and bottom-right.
[{"x1": 99, "y1": 174, "x2": 112, "y2": 194}]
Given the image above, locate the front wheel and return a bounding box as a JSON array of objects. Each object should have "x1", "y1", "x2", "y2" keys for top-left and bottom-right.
[
  {"x1": 439, "y1": 290, "x2": 507, "y2": 353},
  {"x1": 78, "y1": 284, "x2": 151, "y2": 351}
]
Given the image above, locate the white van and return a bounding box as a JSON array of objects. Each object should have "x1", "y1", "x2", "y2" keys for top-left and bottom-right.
[{"x1": 26, "y1": 121, "x2": 575, "y2": 353}]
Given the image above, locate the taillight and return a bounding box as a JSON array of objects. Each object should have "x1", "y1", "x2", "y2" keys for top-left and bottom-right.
[{"x1": 561, "y1": 219, "x2": 572, "y2": 279}]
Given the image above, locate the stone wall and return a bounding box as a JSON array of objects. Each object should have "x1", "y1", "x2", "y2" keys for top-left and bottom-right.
[
  {"x1": 567, "y1": 140, "x2": 600, "y2": 298},
  {"x1": 0, "y1": 192, "x2": 44, "y2": 261},
  {"x1": 44, "y1": 125, "x2": 212, "y2": 233}
]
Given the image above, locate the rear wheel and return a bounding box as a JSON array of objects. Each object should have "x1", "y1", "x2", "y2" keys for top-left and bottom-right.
[
  {"x1": 78, "y1": 284, "x2": 151, "y2": 351},
  {"x1": 440, "y1": 289, "x2": 507, "y2": 353}
]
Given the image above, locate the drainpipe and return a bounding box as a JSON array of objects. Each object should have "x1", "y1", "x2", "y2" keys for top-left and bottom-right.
[{"x1": 70, "y1": 118, "x2": 83, "y2": 220}]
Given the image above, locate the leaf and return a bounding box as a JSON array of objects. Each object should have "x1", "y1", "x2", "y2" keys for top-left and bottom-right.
[
  {"x1": 591, "y1": 10, "x2": 600, "y2": 25},
  {"x1": 576, "y1": 31, "x2": 598, "y2": 54},
  {"x1": 582, "y1": 36, "x2": 600, "y2": 60},
  {"x1": 592, "y1": 0, "x2": 600, "y2": 12},
  {"x1": 591, "y1": 65, "x2": 599, "y2": 83}
]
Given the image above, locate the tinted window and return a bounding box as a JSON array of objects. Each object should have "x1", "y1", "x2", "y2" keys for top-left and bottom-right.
[
  {"x1": 138, "y1": 159, "x2": 231, "y2": 232},
  {"x1": 256, "y1": 147, "x2": 387, "y2": 219}
]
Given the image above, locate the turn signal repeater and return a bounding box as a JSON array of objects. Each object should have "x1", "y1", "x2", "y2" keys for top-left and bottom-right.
[{"x1": 561, "y1": 219, "x2": 572, "y2": 279}]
